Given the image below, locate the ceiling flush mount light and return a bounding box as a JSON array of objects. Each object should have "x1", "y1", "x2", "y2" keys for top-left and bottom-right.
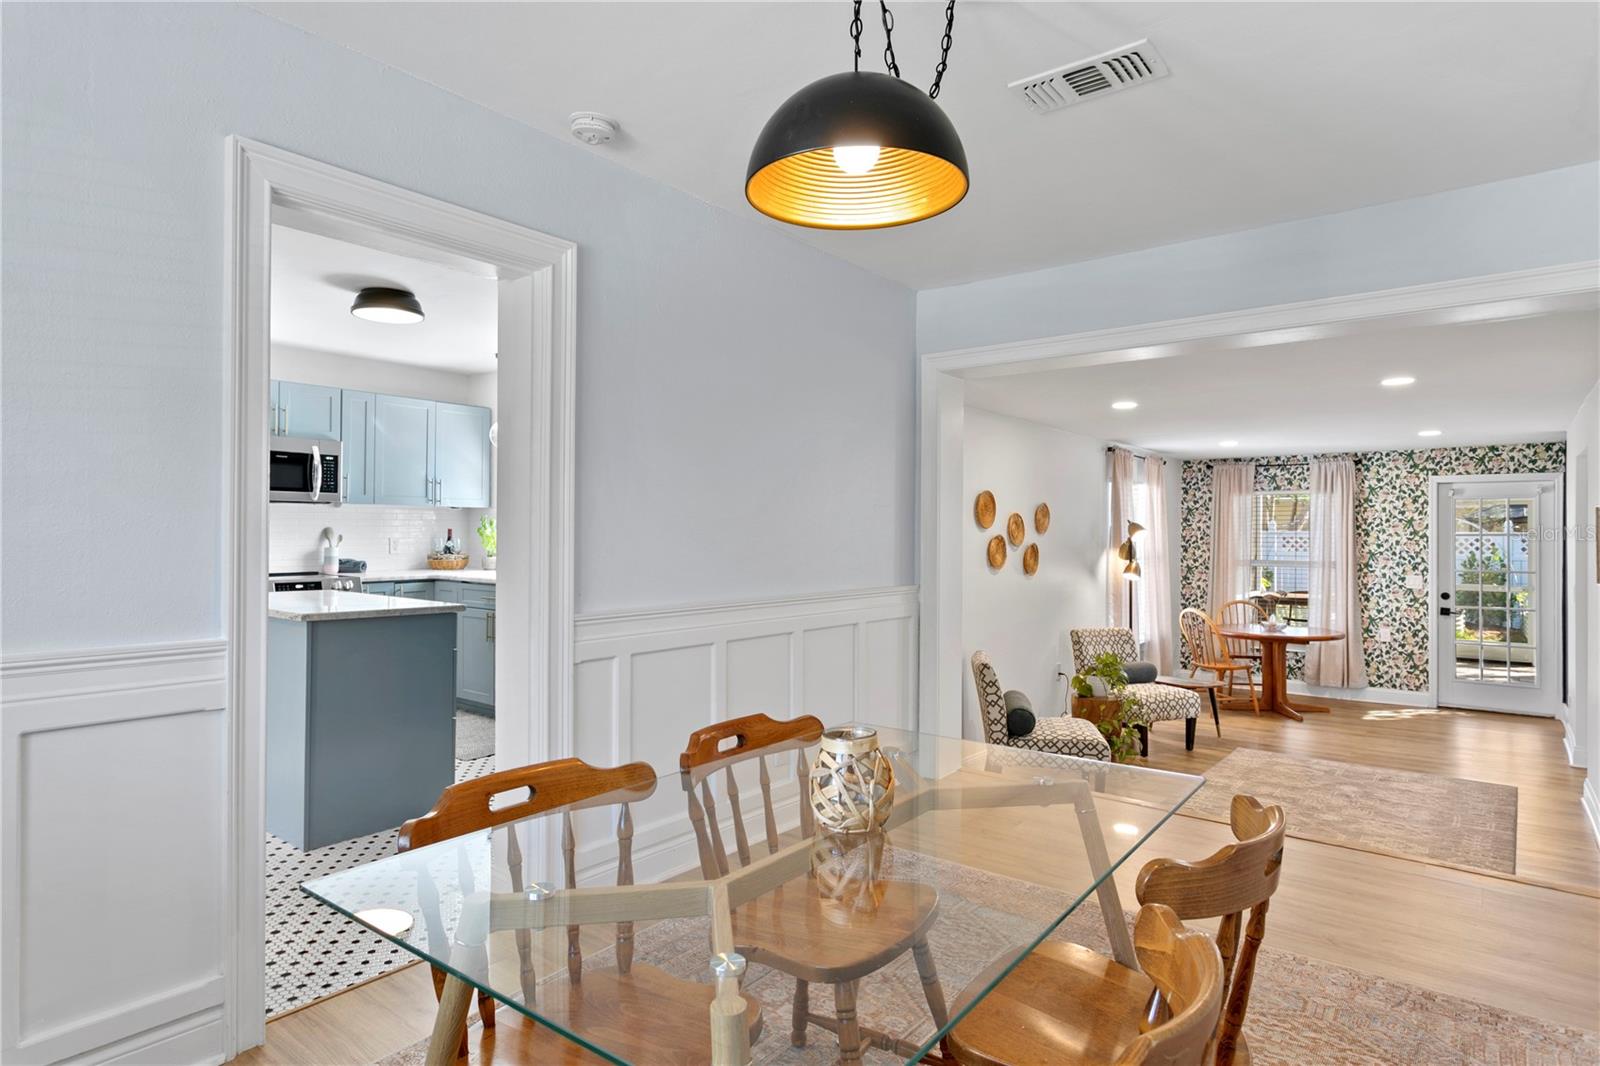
[
  {"x1": 1381, "y1": 376, "x2": 1416, "y2": 388},
  {"x1": 746, "y1": 0, "x2": 968, "y2": 229},
  {"x1": 1418, "y1": 429, "x2": 1443, "y2": 437},
  {"x1": 350, "y1": 287, "x2": 424, "y2": 325},
  {"x1": 1111, "y1": 400, "x2": 1139, "y2": 411}
]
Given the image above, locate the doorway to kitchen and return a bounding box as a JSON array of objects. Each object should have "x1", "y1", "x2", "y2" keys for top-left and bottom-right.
[{"x1": 224, "y1": 138, "x2": 575, "y2": 1057}]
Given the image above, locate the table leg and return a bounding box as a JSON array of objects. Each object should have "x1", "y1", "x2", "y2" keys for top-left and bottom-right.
[
  {"x1": 424, "y1": 973, "x2": 474, "y2": 1066},
  {"x1": 1074, "y1": 789, "x2": 1136, "y2": 967},
  {"x1": 1261, "y1": 644, "x2": 1301, "y2": 722}
]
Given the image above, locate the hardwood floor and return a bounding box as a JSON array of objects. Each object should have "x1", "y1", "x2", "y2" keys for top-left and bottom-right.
[{"x1": 231, "y1": 698, "x2": 1600, "y2": 1065}]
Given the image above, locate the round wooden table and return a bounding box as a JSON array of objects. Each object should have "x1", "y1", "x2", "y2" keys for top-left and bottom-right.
[{"x1": 1212, "y1": 623, "x2": 1344, "y2": 722}]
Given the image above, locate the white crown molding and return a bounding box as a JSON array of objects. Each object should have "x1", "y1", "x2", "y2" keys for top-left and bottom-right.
[{"x1": 921, "y1": 260, "x2": 1600, "y2": 375}]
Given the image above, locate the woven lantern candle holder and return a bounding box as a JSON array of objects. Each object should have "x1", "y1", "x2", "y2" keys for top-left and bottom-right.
[
  {"x1": 808, "y1": 726, "x2": 895, "y2": 834},
  {"x1": 811, "y1": 828, "x2": 887, "y2": 924}
]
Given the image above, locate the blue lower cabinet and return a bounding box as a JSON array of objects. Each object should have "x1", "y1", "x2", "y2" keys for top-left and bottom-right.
[
  {"x1": 456, "y1": 606, "x2": 495, "y2": 707},
  {"x1": 393, "y1": 581, "x2": 434, "y2": 600},
  {"x1": 363, "y1": 581, "x2": 394, "y2": 595}
]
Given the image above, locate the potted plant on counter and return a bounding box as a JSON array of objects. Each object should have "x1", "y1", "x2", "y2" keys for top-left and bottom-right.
[
  {"x1": 1069, "y1": 652, "x2": 1141, "y2": 763},
  {"x1": 477, "y1": 514, "x2": 497, "y2": 570}
]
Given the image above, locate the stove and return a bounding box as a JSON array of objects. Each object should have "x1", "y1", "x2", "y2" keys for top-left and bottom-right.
[{"x1": 268, "y1": 571, "x2": 363, "y2": 594}]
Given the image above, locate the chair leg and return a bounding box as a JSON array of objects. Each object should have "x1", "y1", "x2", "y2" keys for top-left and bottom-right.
[
  {"x1": 430, "y1": 965, "x2": 469, "y2": 1060},
  {"x1": 1136, "y1": 725, "x2": 1149, "y2": 757},
  {"x1": 912, "y1": 936, "x2": 950, "y2": 1030},
  {"x1": 1245, "y1": 670, "x2": 1261, "y2": 715},
  {"x1": 834, "y1": 980, "x2": 864, "y2": 1066},
  {"x1": 791, "y1": 979, "x2": 809, "y2": 1047},
  {"x1": 1185, "y1": 717, "x2": 1196, "y2": 751},
  {"x1": 477, "y1": 989, "x2": 495, "y2": 1029},
  {"x1": 1210, "y1": 689, "x2": 1222, "y2": 737}
]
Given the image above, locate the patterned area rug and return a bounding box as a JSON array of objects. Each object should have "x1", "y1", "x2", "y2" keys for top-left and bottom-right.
[
  {"x1": 1184, "y1": 748, "x2": 1519, "y2": 874},
  {"x1": 375, "y1": 852, "x2": 1595, "y2": 1066},
  {"x1": 454, "y1": 707, "x2": 496, "y2": 760},
  {"x1": 265, "y1": 754, "x2": 495, "y2": 1017}
]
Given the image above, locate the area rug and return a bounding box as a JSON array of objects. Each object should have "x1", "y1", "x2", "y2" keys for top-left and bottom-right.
[
  {"x1": 1183, "y1": 747, "x2": 1518, "y2": 874},
  {"x1": 375, "y1": 852, "x2": 1594, "y2": 1066}
]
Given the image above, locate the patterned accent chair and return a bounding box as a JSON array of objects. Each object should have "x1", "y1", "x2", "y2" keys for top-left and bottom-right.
[
  {"x1": 970, "y1": 652, "x2": 1110, "y2": 762},
  {"x1": 1069, "y1": 628, "x2": 1202, "y2": 755}
]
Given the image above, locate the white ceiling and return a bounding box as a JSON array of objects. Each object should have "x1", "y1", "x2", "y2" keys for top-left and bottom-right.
[
  {"x1": 270, "y1": 224, "x2": 499, "y2": 372},
  {"x1": 962, "y1": 310, "x2": 1600, "y2": 457},
  {"x1": 253, "y1": 2, "x2": 1599, "y2": 289}
]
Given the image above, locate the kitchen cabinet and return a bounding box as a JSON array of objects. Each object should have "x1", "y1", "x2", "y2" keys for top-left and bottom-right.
[
  {"x1": 275, "y1": 380, "x2": 342, "y2": 441},
  {"x1": 456, "y1": 605, "x2": 495, "y2": 707},
  {"x1": 340, "y1": 390, "x2": 376, "y2": 504},
  {"x1": 392, "y1": 581, "x2": 434, "y2": 600},
  {"x1": 435, "y1": 401, "x2": 493, "y2": 507},
  {"x1": 372, "y1": 394, "x2": 436, "y2": 506},
  {"x1": 362, "y1": 582, "x2": 395, "y2": 595}
]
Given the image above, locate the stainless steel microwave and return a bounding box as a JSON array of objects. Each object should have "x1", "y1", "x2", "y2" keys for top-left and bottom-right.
[{"x1": 269, "y1": 437, "x2": 341, "y2": 504}]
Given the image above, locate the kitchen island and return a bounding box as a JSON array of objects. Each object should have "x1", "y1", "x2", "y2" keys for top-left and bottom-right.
[{"x1": 267, "y1": 590, "x2": 464, "y2": 850}]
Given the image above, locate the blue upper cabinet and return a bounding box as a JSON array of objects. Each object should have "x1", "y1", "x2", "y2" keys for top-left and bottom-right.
[
  {"x1": 277, "y1": 381, "x2": 342, "y2": 441},
  {"x1": 373, "y1": 394, "x2": 436, "y2": 506},
  {"x1": 269, "y1": 380, "x2": 280, "y2": 435},
  {"x1": 340, "y1": 390, "x2": 376, "y2": 504},
  {"x1": 435, "y1": 402, "x2": 492, "y2": 508}
]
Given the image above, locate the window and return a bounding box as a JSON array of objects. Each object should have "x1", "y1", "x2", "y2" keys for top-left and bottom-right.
[{"x1": 1249, "y1": 491, "x2": 1311, "y2": 622}]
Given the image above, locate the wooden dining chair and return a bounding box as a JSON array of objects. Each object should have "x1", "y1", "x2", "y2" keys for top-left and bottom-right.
[
  {"x1": 1180, "y1": 608, "x2": 1260, "y2": 714},
  {"x1": 1216, "y1": 599, "x2": 1267, "y2": 667},
  {"x1": 398, "y1": 757, "x2": 764, "y2": 1063},
  {"x1": 943, "y1": 903, "x2": 1223, "y2": 1066},
  {"x1": 679, "y1": 712, "x2": 948, "y2": 1066},
  {"x1": 1135, "y1": 795, "x2": 1286, "y2": 1066}
]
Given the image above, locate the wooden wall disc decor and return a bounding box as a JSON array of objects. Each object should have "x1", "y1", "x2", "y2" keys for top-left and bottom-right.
[
  {"x1": 1023, "y1": 543, "x2": 1040, "y2": 575},
  {"x1": 1034, "y1": 503, "x2": 1051, "y2": 534},
  {"x1": 1006, "y1": 512, "x2": 1025, "y2": 546},
  {"x1": 986, "y1": 535, "x2": 1006, "y2": 569},
  {"x1": 974, "y1": 490, "x2": 996, "y2": 528}
]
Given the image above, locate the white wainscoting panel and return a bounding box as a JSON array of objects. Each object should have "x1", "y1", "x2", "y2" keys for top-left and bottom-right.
[
  {"x1": 570, "y1": 586, "x2": 918, "y2": 885},
  {"x1": 1, "y1": 641, "x2": 229, "y2": 1066}
]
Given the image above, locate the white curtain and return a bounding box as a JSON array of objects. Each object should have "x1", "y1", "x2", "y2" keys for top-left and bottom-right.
[
  {"x1": 1106, "y1": 448, "x2": 1137, "y2": 630},
  {"x1": 1209, "y1": 462, "x2": 1256, "y2": 615},
  {"x1": 1306, "y1": 458, "x2": 1368, "y2": 687},
  {"x1": 1143, "y1": 456, "x2": 1176, "y2": 673}
]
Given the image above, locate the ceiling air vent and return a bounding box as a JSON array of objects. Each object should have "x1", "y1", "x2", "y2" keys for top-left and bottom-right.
[{"x1": 1009, "y1": 39, "x2": 1170, "y2": 115}]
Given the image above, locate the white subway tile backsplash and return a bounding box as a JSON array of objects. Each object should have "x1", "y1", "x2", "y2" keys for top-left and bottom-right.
[{"x1": 269, "y1": 504, "x2": 488, "y2": 572}]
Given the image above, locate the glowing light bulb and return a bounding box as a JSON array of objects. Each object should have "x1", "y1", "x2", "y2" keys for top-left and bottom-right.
[{"x1": 831, "y1": 145, "x2": 881, "y2": 175}]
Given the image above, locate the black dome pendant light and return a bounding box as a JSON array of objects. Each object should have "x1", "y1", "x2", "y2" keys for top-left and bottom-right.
[{"x1": 746, "y1": 0, "x2": 967, "y2": 230}]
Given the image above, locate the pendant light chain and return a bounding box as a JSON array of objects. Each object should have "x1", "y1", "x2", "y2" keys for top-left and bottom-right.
[
  {"x1": 850, "y1": 0, "x2": 863, "y2": 72},
  {"x1": 855, "y1": 0, "x2": 956, "y2": 98}
]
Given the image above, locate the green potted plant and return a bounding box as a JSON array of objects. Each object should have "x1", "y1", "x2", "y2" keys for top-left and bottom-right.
[
  {"x1": 1069, "y1": 652, "x2": 1142, "y2": 763},
  {"x1": 476, "y1": 514, "x2": 496, "y2": 570}
]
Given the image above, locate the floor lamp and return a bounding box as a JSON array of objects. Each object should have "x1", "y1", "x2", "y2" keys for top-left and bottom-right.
[{"x1": 1117, "y1": 520, "x2": 1144, "y2": 636}]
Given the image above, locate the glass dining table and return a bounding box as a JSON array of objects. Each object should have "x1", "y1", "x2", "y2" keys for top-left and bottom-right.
[{"x1": 303, "y1": 727, "x2": 1203, "y2": 1065}]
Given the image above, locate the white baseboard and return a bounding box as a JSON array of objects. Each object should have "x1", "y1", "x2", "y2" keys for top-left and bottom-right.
[
  {"x1": 1582, "y1": 778, "x2": 1600, "y2": 850},
  {"x1": 1285, "y1": 680, "x2": 1433, "y2": 707}
]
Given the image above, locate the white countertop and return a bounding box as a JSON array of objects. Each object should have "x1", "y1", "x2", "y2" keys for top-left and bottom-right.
[
  {"x1": 357, "y1": 568, "x2": 497, "y2": 585},
  {"x1": 268, "y1": 590, "x2": 467, "y2": 622}
]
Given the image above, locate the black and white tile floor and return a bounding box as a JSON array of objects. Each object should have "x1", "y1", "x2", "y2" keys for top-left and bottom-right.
[{"x1": 264, "y1": 753, "x2": 496, "y2": 1017}]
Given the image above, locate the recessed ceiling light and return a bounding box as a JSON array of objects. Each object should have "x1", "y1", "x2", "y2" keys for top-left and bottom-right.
[
  {"x1": 1381, "y1": 376, "x2": 1416, "y2": 387},
  {"x1": 1111, "y1": 400, "x2": 1139, "y2": 411},
  {"x1": 1218, "y1": 439, "x2": 1239, "y2": 447},
  {"x1": 1418, "y1": 429, "x2": 1442, "y2": 438},
  {"x1": 351, "y1": 287, "x2": 424, "y2": 325}
]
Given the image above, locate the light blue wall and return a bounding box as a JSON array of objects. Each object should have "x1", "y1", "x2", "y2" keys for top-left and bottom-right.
[
  {"x1": 2, "y1": 3, "x2": 916, "y2": 652},
  {"x1": 917, "y1": 162, "x2": 1600, "y2": 354}
]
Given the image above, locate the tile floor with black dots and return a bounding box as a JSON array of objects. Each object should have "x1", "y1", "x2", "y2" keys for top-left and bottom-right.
[{"x1": 264, "y1": 750, "x2": 495, "y2": 1017}]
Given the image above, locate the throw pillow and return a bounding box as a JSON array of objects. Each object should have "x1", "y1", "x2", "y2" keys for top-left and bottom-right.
[
  {"x1": 1123, "y1": 661, "x2": 1158, "y2": 684},
  {"x1": 1002, "y1": 689, "x2": 1035, "y2": 737}
]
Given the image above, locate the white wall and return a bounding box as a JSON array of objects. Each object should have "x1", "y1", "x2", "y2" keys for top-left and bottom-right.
[
  {"x1": 270, "y1": 344, "x2": 484, "y2": 405},
  {"x1": 917, "y1": 162, "x2": 1600, "y2": 354},
  {"x1": 1, "y1": 1, "x2": 915, "y2": 659},
  {"x1": 1569, "y1": 379, "x2": 1600, "y2": 841},
  {"x1": 960, "y1": 407, "x2": 1106, "y2": 739}
]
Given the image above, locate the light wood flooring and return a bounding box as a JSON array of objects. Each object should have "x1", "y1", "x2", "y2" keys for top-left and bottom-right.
[{"x1": 232, "y1": 698, "x2": 1600, "y2": 1065}]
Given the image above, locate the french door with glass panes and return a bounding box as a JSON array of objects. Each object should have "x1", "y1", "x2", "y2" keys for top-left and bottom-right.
[{"x1": 1434, "y1": 476, "x2": 1561, "y2": 714}]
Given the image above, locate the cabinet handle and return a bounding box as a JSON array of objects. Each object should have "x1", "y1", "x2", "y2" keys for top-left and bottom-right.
[
  {"x1": 487, "y1": 611, "x2": 494, "y2": 642},
  {"x1": 269, "y1": 405, "x2": 276, "y2": 436}
]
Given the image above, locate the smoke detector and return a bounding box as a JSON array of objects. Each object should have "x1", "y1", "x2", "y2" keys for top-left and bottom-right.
[
  {"x1": 1009, "y1": 39, "x2": 1171, "y2": 115},
  {"x1": 569, "y1": 112, "x2": 619, "y2": 146}
]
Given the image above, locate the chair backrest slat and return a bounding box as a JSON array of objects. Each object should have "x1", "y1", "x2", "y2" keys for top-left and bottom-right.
[
  {"x1": 1179, "y1": 608, "x2": 1238, "y2": 671},
  {"x1": 616, "y1": 803, "x2": 635, "y2": 975},
  {"x1": 1217, "y1": 599, "x2": 1267, "y2": 660},
  {"x1": 1114, "y1": 905, "x2": 1224, "y2": 1066},
  {"x1": 1135, "y1": 795, "x2": 1286, "y2": 1066},
  {"x1": 678, "y1": 713, "x2": 824, "y2": 876},
  {"x1": 562, "y1": 811, "x2": 581, "y2": 980}
]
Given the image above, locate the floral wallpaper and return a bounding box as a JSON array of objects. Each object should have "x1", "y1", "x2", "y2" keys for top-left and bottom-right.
[{"x1": 1179, "y1": 442, "x2": 1567, "y2": 692}]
